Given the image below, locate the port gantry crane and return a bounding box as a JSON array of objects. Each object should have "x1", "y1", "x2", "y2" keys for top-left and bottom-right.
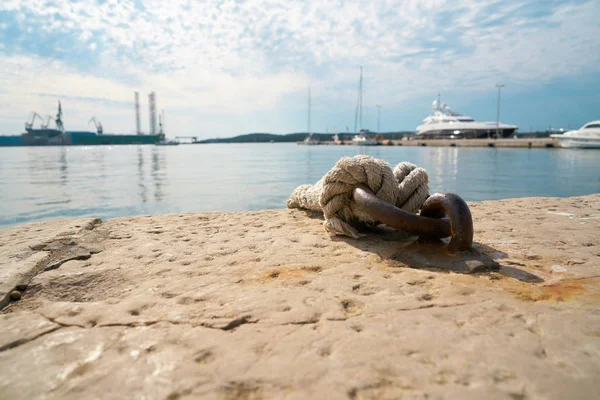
[
  {"x1": 25, "y1": 112, "x2": 43, "y2": 130},
  {"x1": 88, "y1": 117, "x2": 103, "y2": 135},
  {"x1": 41, "y1": 115, "x2": 53, "y2": 129}
]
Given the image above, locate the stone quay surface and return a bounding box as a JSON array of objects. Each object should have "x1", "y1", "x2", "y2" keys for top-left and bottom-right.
[{"x1": 1, "y1": 194, "x2": 599, "y2": 399}]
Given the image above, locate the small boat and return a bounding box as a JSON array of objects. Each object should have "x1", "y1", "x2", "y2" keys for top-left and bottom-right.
[
  {"x1": 155, "y1": 138, "x2": 179, "y2": 146},
  {"x1": 351, "y1": 129, "x2": 378, "y2": 146},
  {"x1": 332, "y1": 132, "x2": 342, "y2": 145},
  {"x1": 551, "y1": 121, "x2": 600, "y2": 148},
  {"x1": 303, "y1": 135, "x2": 320, "y2": 145}
]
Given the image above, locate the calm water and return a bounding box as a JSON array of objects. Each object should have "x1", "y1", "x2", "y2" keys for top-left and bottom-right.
[{"x1": 0, "y1": 144, "x2": 598, "y2": 227}]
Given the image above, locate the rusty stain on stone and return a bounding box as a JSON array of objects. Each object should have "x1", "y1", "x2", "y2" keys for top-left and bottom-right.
[{"x1": 503, "y1": 278, "x2": 599, "y2": 302}]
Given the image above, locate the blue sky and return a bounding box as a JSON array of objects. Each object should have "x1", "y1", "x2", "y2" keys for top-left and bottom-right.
[{"x1": 0, "y1": 0, "x2": 599, "y2": 138}]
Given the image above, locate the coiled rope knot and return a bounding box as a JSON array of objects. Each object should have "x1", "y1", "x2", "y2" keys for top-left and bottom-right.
[{"x1": 286, "y1": 155, "x2": 430, "y2": 238}]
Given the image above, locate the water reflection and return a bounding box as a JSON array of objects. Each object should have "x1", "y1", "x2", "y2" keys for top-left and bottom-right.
[
  {"x1": 91, "y1": 146, "x2": 106, "y2": 177},
  {"x1": 137, "y1": 147, "x2": 148, "y2": 204},
  {"x1": 421, "y1": 147, "x2": 459, "y2": 193},
  {"x1": 353, "y1": 145, "x2": 382, "y2": 159},
  {"x1": 491, "y1": 148, "x2": 499, "y2": 195},
  {"x1": 59, "y1": 147, "x2": 68, "y2": 186},
  {"x1": 26, "y1": 147, "x2": 71, "y2": 205},
  {"x1": 305, "y1": 146, "x2": 315, "y2": 183},
  {"x1": 151, "y1": 147, "x2": 165, "y2": 202},
  {"x1": 555, "y1": 148, "x2": 598, "y2": 167},
  {"x1": 135, "y1": 146, "x2": 167, "y2": 205},
  {"x1": 2, "y1": 144, "x2": 599, "y2": 228}
]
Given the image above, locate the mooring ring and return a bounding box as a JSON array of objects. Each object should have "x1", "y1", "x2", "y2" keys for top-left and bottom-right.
[
  {"x1": 420, "y1": 193, "x2": 473, "y2": 252},
  {"x1": 352, "y1": 186, "x2": 473, "y2": 252}
]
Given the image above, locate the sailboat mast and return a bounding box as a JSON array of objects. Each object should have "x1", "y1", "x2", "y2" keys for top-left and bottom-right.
[
  {"x1": 359, "y1": 66, "x2": 363, "y2": 131},
  {"x1": 308, "y1": 85, "x2": 312, "y2": 136}
]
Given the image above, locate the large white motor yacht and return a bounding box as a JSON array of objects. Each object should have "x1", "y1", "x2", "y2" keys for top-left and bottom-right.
[
  {"x1": 416, "y1": 95, "x2": 518, "y2": 139},
  {"x1": 550, "y1": 121, "x2": 600, "y2": 148}
]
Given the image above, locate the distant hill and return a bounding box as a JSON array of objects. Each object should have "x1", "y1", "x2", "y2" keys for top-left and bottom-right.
[{"x1": 196, "y1": 132, "x2": 415, "y2": 143}]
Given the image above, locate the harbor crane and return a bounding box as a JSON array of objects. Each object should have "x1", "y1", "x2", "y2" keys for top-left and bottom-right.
[
  {"x1": 88, "y1": 117, "x2": 103, "y2": 135},
  {"x1": 41, "y1": 115, "x2": 53, "y2": 129},
  {"x1": 25, "y1": 112, "x2": 43, "y2": 130}
]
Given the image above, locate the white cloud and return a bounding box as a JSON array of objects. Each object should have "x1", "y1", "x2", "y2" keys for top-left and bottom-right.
[
  {"x1": 0, "y1": 53, "x2": 307, "y2": 135},
  {"x1": 0, "y1": 0, "x2": 599, "y2": 135}
]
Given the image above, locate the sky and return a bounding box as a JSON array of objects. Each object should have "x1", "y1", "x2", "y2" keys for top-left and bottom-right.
[{"x1": 0, "y1": 0, "x2": 599, "y2": 138}]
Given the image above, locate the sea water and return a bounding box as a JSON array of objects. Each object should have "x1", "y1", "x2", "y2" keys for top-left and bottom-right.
[{"x1": 0, "y1": 144, "x2": 598, "y2": 227}]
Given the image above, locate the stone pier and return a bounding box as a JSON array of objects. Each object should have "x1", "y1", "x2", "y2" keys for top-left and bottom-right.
[{"x1": 1, "y1": 195, "x2": 599, "y2": 399}]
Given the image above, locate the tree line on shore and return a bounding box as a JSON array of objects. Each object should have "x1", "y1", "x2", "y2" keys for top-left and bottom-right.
[{"x1": 197, "y1": 130, "x2": 552, "y2": 143}]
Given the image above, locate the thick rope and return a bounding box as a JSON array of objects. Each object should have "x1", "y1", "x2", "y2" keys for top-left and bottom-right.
[{"x1": 287, "y1": 155, "x2": 429, "y2": 238}]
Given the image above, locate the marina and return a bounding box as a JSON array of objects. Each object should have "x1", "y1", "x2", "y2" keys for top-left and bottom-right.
[
  {"x1": 1, "y1": 73, "x2": 591, "y2": 150},
  {"x1": 297, "y1": 68, "x2": 530, "y2": 146}
]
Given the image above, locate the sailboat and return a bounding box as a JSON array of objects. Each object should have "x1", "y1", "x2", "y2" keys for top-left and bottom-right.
[
  {"x1": 302, "y1": 85, "x2": 320, "y2": 145},
  {"x1": 332, "y1": 131, "x2": 341, "y2": 145},
  {"x1": 351, "y1": 66, "x2": 378, "y2": 146}
]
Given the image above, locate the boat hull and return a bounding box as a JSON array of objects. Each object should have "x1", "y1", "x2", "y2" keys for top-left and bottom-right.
[
  {"x1": 69, "y1": 132, "x2": 162, "y2": 145},
  {"x1": 22, "y1": 131, "x2": 68, "y2": 146},
  {"x1": 0, "y1": 135, "x2": 23, "y2": 146},
  {"x1": 554, "y1": 138, "x2": 600, "y2": 149},
  {"x1": 352, "y1": 141, "x2": 378, "y2": 146},
  {"x1": 351, "y1": 134, "x2": 378, "y2": 146},
  {"x1": 417, "y1": 128, "x2": 517, "y2": 140},
  {"x1": 0, "y1": 130, "x2": 163, "y2": 146}
]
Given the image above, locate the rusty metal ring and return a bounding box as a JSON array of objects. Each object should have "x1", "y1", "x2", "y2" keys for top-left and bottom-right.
[
  {"x1": 420, "y1": 193, "x2": 473, "y2": 252},
  {"x1": 352, "y1": 186, "x2": 473, "y2": 252}
]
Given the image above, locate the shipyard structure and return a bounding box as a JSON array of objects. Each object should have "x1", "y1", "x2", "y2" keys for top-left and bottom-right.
[{"x1": 0, "y1": 92, "x2": 165, "y2": 146}]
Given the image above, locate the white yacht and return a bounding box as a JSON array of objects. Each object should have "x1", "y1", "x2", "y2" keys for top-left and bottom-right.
[
  {"x1": 416, "y1": 95, "x2": 518, "y2": 139},
  {"x1": 303, "y1": 134, "x2": 320, "y2": 145},
  {"x1": 550, "y1": 121, "x2": 600, "y2": 148},
  {"x1": 331, "y1": 132, "x2": 342, "y2": 145},
  {"x1": 351, "y1": 129, "x2": 378, "y2": 146}
]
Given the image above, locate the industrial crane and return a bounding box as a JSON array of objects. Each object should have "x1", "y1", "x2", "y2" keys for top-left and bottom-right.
[
  {"x1": 41, "y1": 115, "x2": 52, "y2": 129},
  {"x1": 88, "y1": 117, "x2": 103, "y2": 135},
  {"x1": 25, "y1": 112, "x2": 43, "y2": 130}
]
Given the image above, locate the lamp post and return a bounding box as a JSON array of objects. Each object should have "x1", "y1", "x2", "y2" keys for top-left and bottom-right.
[
  {"x1": 376, "y1": 104, "x2": 382, "y2": 134},
  {"x1": 495, "y1": 84, "x2": 504, "y2": 139}
]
